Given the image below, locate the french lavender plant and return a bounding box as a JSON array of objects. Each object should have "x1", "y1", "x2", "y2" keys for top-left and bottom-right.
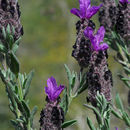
[{"x1": 0, "y1": 0, "x2": 130, "y2": 130}]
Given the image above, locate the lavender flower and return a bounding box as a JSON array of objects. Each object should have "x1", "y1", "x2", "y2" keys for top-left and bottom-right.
[
  {"x1": 70, "y1": 0, "x2": 102, "y2": 19},
  {"x1": 84, "y1": 27, "x2": 112, "y2": 106},
  {"x1": 84, "y1": 26, "x2": 109, "y2": 51},
  {"x1": 40, "y1": 77, "x2": 65, "y2": 130},
  {"x1": 45, "y1": 77, "x2": 65, "y2": 102}
]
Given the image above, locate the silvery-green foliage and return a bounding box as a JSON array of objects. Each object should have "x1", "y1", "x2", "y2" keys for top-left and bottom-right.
[
  {"x1": 0, "y1": 26, "x2": 37, "y2": 130},
  {"x1": 84, "y1": 92, "x2": 111, "y2": 130}
]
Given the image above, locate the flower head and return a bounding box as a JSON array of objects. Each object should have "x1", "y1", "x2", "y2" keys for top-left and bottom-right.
[
  {"x1": 119, "y1": 0, "x2": 130, "y2": 4},
  {"x1": 70, "y1": 0, "x2": 102, "y2": 19},
  {"x1": 84, "y1": 26, "x2": 109, "y2": 51},
  {"x1": 45, "y1": 77, "x2": 65, "y2": 101}
]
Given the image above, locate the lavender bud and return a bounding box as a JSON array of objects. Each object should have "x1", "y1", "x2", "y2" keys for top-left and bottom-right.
[
  {"x1": 99, "y1": 0, "x2": 117, "y2": 32},
  {"x1": 86, "y1": 50, "x2": 113, "y2": 106},
  {"x1": 39, "y1": 97, "x2": 64, "y2": 130},
  {"x1": 0, "y1": 0, "x2": 23, "y2": 42},
  {"x1": 72, "y1": 19, "x2": 95, "y2": 68},
  {"x1": 116, "y1": 2, "x2": 130, "y2": 42}
]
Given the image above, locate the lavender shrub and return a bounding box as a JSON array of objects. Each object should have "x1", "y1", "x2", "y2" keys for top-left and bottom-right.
[{"x1": 0, "y1": 0, "x2": 129, "y2": 130}]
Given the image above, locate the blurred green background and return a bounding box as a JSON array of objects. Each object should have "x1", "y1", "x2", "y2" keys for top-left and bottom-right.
[{"x1": 0, "y1": 0, "x2": 129, "y2": 130}]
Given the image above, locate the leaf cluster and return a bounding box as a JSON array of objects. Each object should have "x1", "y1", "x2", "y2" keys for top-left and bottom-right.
[{"x1": 0, "y1": 26, "x2": 37, "y2": 130}]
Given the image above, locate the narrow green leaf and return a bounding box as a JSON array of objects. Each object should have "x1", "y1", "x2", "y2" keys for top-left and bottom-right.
[
  {"x1": 118, "y1": 74, "x2": 130, "y2": 88},
  {"x1": 30, "y1": 106, "x2": 38, "y2": 127},
  {"x1": 8, "y1": 35, "x2": 14, "y2": 49},
  {"x1": 60, "y1": 87, "x2": 68, "y2": 115},
  {"x1": 114, "y1": 0, "x2": 119, "y2": 6},
  {"x1": 0, "y1": 43, "x2": 6, "y2": 52},
  {"x1": 10, "y1": 120, "x2": 18, "y2": 127},
  {"x1": 10, "y1": 51, "x2": 20, "y2": 75},
  {"x1": 115, "y1": 94, "x2": 124, "y2": 111},
  {"x1": 12, "y1": 26, "x2": 15, "y2": 35},
  {"x1": 64, "y1": 64, "x2": 72, "y2": 96},
  {"x1": 16, "y1": 118, "x2": 24, "y2": 123},
  {"x1": 84, "y1": 104, "x2": 102, "y2": 124},
  {"x1": 22, "y1": 101, "x2": 31, "y2": 118},
  {"x1": 123, "y1": 67, "x2": 130, "y2": 74},
  {"x1": 61, "y1": 120, "x2": 77, "y2": 128},
  {"x1": 23, "y1": 70, "x2": 34, "y2": 99},
  {"x1": 6, "y1": 83, "x2": 17, "y2": 111},
  {"x1": 7, "y1": 24, "x2": 11, "y2": 34},
  {"x1": 77, "y1": 83, "x2": 87, "y2": 95},
  {"x1": 121, "y1": 78, "x2": 130, "y2": 81},
  {"x1": 71, "y1": 73, "x2": 76, "y2": 90},
  {"x1": 12, "y1": 37, "x2": 21, "y2": 54},
  {"x1": 122, "y1": 112, "x2": 130, "y2": 126},
  {"x1": 2, "y1": 27, "x2": 6, "y2": 39},
  {"x1": 86, "y1": 117, "x2": 96, "y2": 130}
]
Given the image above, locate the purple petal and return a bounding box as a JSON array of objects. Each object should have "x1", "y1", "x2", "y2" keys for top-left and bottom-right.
[
  {"x1": 79, "y1": 0, "x2": 90, "y2": 15},
  {"x1": 49, "y1": 76, "x2": 57, "y2": 88},
  {"x1": 79, "y1": 0, "x2": 90, "y2": 9},
  {"x1": 97, "y1": 43, "x2": 109, "y2": 51},
  {"x1": 84, "y1": 26, "x2": 94, "y2": 39},
  {"x1": 53, "y1": 85, "x2": 65, "y2": 101},
  {"x1": 45, "y1": 86, "x2": 53, "y2": 101},
  {"x1": 47, "y1": 77, "x2": 56, "y2": 90},
  {"x1": 70, "y1": 8, "x2": 82, "y2": 18},
  {"x1": 95, "y1": 26, "x2": 105, "y2": 43},
  {"x1": 91, "y1": 38, "x2": 100, "y2": 51},
  {"x1": 119, "y1": 0, "x2": 129, "y2": 3},
  {"x1": 45, "y1": 77, "x2": 65, "y2": 101},
  {"x1": 86, "y1": 4, "x2": 102, "y2": 19},
  {"x1": 46, "y1": 77, "x2": 57, "y2": 100},
  {"x1": 115, "y1": 127, "x2": 118, "y2": 130}
]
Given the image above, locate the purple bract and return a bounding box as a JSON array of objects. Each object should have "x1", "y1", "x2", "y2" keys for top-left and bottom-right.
[
  {"x1": 45, "y1": 77, "x2": 65, "y2": 101},
  {"x1": 119, "y1": 0, "x2": 130, "y2": 4},
  {"x1": 115, "y1": 127, "x2": 118, "y2": 130},
  {"x1": 70, "y1": 0, "x2": 102, "y2": 19},
  {"x1": 84, "y1": 26, "x2": 109, "y2": 51}
]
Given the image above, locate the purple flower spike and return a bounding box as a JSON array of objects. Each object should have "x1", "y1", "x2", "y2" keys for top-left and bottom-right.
[
  {"x1": 70, "y1": 0, "x2": 102, "y2": 19},
  {"x1": 119, "y1": 0, "x2": 130, "y2": 4},
  {"x1": 45, "y1": 77, "x2": 65, "y2": 101},
  {"x1": 84, "y1": 26, "x2": 109, "y2": 51}
]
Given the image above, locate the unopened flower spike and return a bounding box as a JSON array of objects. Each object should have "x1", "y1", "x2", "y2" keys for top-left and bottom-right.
[
  {"x1": 70, "y1": 0, "x2": 102, "y2": 19},
  {"x1": 45, "y1": 76, "x2": 65, "y2": 102},
  {"x1": 84, "y1": 26, "x2": 109, "y2": 51}
]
